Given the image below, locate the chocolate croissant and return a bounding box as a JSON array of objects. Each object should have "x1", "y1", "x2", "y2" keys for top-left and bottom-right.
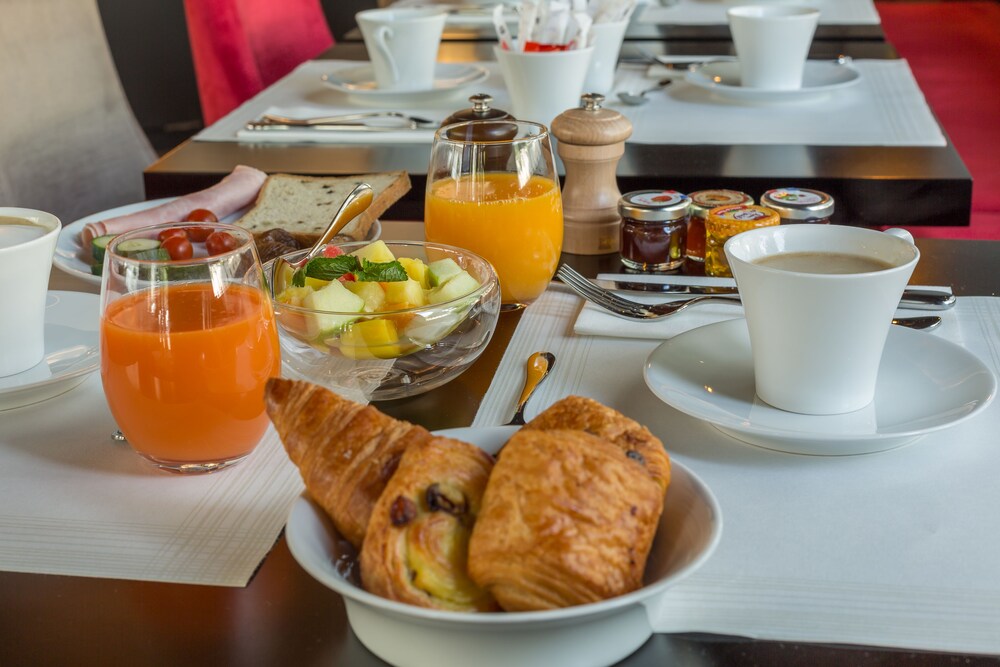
[
  {"x1": 524, "y1": 395, "x2": 671, "y2": 490},
  {"x1": 361, "y1": 436, "x2": 498, "y2": 611},
  {"x1": 264, "y1": 377, "x2": 431, "y2": 548},
  {"x1": 468, "y1": 429, "x2": 664, "y2": 611}
]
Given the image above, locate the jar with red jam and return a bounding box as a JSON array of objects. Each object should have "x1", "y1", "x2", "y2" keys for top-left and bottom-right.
[
  {"x1": 686, "y1": 189, "x2": 754, "y2": 264},
  {"x1": 618, "y1": 190, "x2": 691, "y2": 273},
  {"x1": 704, "y1": 204, "x2": 780, "y2": 277},
  {"x1": 760, "y1": 188, "x2": 835, "y2": 224}
]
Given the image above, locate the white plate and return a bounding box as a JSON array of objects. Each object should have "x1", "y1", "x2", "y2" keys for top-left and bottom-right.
[
  {"x1": 53, "y1": 199, "x2": 381, "y2": 287},
  {"x1": 286, "y1": 425, "x2": 722, "y2": 667},
  {"x1": 644, "y1": 319, "x2": 997, "y2": 456},
  {"x1": 321, "y1": 63, "x2": 489, "y2": 104},
  {"x1": 0, "y1": 291, "x2": 100, "y2": 411},
  {"x1": 684, "y1": 59, "x2": 862, "y2": 104}
]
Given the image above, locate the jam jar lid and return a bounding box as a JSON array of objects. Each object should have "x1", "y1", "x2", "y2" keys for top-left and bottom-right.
[
  {"x1": 707, "y1": 204, "x2": 780, "y2": 225},
  {"x1": 688, "y1": 189, "x2": 754, "y2": 219},
  {"x1": 618, "y1": 190, "x2": 692, "y2": 222},
  {"x1": 760, "y1": 188, "x2": 835, "y2": 220}
]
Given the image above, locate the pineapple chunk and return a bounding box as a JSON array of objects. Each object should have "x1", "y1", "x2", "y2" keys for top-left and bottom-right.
[
  {"x1": 275, "y1": 285, "x2": 312, "y2": 307},
  {"x1": 398, "y1": 257, "x2": 430, "y2": 288},
  {"x1": 351, "y1": 240, "x2": 395, "y2": 264},
  {"x1": 344, "y1": 280, "x2": 387, "y2": 313},
  {"x1": 338, "y1": 318, "x2": 401, "y2": 359},
  {"x1": 382, "y1": 278, "x2": 427, "y2": 308}
]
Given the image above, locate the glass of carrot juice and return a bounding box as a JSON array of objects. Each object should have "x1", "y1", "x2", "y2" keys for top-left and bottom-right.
[
  {"x1": 100, "y1": 223, "x2": 281, "y2": 474},
  {"x1": 425, "y1": 120, "x2": 563, "y2": 310}
]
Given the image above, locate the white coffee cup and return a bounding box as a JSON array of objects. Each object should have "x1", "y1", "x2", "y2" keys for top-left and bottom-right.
[
  {"x1": 0, "y1": 208, "x2": 60, "y2": 377},
  {"x1": 725, "y1": 225, "x2": 919, "y2": 415},
  {"x1": 356, "y1": 8, "x2": 447, "y2": 91},
  {"x1": 494, "y1": 46, "x2": 594, "y2": 126},
  {"x1": 727, "y1": 5, "x2": 820, "y2": 90},
  {"x1": 583, "y1": 20, "x2": 629, "y2": 95}
]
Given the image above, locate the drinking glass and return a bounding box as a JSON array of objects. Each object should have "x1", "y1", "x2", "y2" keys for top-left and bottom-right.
[
  {"x1": 425, "y1": 120, "x2": 564, "y2": 310},
  {"x1": 100, "y1": 223, "x2": 281, "y2": 474}
]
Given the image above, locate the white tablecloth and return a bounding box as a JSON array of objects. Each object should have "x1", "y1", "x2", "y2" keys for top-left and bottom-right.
[{"x1": 639, "y1": 0, "x2": 880, "y2": 25}]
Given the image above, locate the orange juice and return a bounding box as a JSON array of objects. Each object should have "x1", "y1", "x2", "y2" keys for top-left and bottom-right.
[
  {"x1": 101, "y1": 282, "x2": 280, "y2": 465},
  {"x1": 425, "y1": 173, "x2": 563, "y2": 305}
]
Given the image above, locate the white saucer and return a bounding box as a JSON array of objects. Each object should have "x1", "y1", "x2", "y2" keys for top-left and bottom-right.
[
  {"x1": 54, "y1": 199, "x2": 381, "y2": 287},
  {"x1": 684, "y1": 60, "x2": 862, "y2": 104},
  {"x1": 321, "y1": 63, "x2": 489, "y2": 104},
  {"x1": 0, "y1": 291, "x2": 100, "y2": 411},
  {"x1": 643, "y1": 319, "x2": 997, "y2": 456}
]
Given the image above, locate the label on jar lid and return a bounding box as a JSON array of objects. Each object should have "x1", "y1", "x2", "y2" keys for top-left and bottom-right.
[
  {"x1": 712, "y1": 204, "x2": 774, "y2": 221},
  {"x1": 764, "y1": 188, "x2": 827, "y2": 207},
  {"x1": 625, "y1": 190, "x2": 687, "y2": 209},
  {"x1": 690, "y1": 189, "x2": 753, "y2": 209}
]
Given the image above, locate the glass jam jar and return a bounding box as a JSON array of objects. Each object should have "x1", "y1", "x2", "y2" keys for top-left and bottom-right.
[
  {"x1": 618, "y1": 190, "x2": 691, "y2": 273},
  {"x1": 760, "y1": 188, "x2": 835, "y2": 224},
  {"x1": 704, "y1": 204, "x2": 780, "y2": 277},
  {"x1": 686, "y1": 189, "x2": 754, "y2": 264}
]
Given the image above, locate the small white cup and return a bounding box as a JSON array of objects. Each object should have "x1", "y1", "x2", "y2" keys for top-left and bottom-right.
[
  {"x1": 494, "y1": 46, "x2": 594, "y2": 126},
  {"x1": 0, "y1": 208, "x2": 60, "y2": 377},
  {"x1": 583, "y1": 20, "x2": 629, "y2": 95},
  {"x1": 725, "y1": 225, "x2": 919, "y2": 415},
  {"x1": 727, "y1": 5, "x2": 820, "y2": 90},
  {"x1": 356, "y1": 8, "x2": 447, "y2": 91}
]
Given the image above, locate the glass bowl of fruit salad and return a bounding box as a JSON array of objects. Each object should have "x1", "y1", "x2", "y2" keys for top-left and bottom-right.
[{"x1": 266, "y1": 240, "x2": 502, "y2": 401}]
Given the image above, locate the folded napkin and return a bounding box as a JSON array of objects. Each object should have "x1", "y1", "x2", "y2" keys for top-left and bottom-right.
[
  {"x1": 0, "y1": 373, "x2": 304, "y2": 586},
  {"x1": 638, "y1": 0, "x2": 881, "y2": 25},
  {"x1": 607, "y1": 59, "x2": 946, "y2": 147},
  {"x1": 196, "y1": 60, "x2": 511, "y2": 145},
  {"x1": 473, "y1": 285, "x2": 1000, "y2": 654}
]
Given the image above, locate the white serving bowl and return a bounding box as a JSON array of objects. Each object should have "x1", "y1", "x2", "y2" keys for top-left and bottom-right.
[{"x1": 286, "y1": 425, "x2": 723, "y2": 667}]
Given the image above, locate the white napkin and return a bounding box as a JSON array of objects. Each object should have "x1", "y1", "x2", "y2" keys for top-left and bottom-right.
[
  {"x1": 606, "y1": 59, "x2": 946, "y2": 147},
  {"x1": 473, "y1": 285, "x2": 1000, "y2": 654},
  {"x1": 196, "y1": 60, "x2": 511, "y2": 145},
  {"x1": 0, "y1": 373, "x2": 304, "y2": 586},
  {"x1": 638, "y1": 0, "x2": 881, "y2": 25}
]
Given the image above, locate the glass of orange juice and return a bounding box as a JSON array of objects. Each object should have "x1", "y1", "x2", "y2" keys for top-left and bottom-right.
[
  {"x1": 100, "y1": 223, "x2": 281, "y2": 474},
  {"x1": 425, "y1": 120, "x2": 563, "y2": 309}
]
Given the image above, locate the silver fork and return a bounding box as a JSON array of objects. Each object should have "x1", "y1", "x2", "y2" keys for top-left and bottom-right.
[{"x1": 556, "y1": 264, "x2": 741, "y2": 320}]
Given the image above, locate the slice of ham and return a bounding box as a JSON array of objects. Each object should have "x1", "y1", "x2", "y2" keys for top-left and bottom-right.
[{"x1": 81, "y1": 165, "x2": 268, "y2": 246}]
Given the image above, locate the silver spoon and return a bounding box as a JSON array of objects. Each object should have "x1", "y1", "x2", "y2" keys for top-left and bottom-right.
[
  {"x1": 892, "y1": 315, "x2": 942, "y2": 331},
  {"x1": 618, "y1": 79, "x2": 673, "y2": 106},
  {"x1": 505, "y1": 351, "x2": 556, "y2": 426}
]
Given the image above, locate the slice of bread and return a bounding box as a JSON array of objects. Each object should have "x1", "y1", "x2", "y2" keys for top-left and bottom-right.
[{"x1": 235, "y1": 171, "x2": 411, "y2": 245}]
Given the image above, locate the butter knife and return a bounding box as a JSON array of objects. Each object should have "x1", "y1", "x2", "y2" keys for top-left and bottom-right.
[{"x1": 595, "y1": 279, "x2": 956, "y2": 310}]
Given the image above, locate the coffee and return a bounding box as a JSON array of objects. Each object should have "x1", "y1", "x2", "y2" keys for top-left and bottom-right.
[
  {"x1": 755, "y1": 251, "x2": 894, "y2": 274},
  {"x1": 0, "y1": 216, "x2": 49, "y2": 250}
]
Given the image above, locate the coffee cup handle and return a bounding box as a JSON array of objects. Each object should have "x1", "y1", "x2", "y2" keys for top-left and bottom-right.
[
  {"x1": 373, "y1": 26, "x2": 399, "y2": 84},
  {"x1": 884, "y1": 228, "x2": 915, "y2": 245}
]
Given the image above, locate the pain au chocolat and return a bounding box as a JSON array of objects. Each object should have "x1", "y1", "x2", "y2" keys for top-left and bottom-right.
[
  {"x1": 361, "y1": 435, "x2": 498, "y2": 612},
  {"x1": 468, "y1": 428, "x2": 665, "y2": 611},
  {"x1": 264, "y1": 377, "x2": 431, "y2": 548}
]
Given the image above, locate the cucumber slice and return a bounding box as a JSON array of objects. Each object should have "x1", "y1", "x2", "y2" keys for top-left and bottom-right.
[
  {"x1": 90, "y1": 262, "x2": 103, "y2": 277},
  {"x1": 116, "y1": 238, "x2": 161, "y2": 257},
  {"x1": 131, "y1": 248, "x2": 171, "y2": 261},
  {"x1": 91, "y1": 234, "x2": 116, "y2": 263}
]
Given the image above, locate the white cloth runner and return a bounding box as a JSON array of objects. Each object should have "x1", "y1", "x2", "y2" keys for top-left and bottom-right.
[
  {"x1": 639, "y1": 0, "x2": 880, "y2": 25},
  {"x1": 473, "y1": 285, "x2": 1000, "y2": 654},
  {"x1": 0, "y1": 373, "x2": 304, "y2": 587}
]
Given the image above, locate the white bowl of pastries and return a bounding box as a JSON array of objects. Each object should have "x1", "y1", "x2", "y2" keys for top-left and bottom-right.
[{"x1": 269, "y1": 380, "x2": 722, "y2": 667}]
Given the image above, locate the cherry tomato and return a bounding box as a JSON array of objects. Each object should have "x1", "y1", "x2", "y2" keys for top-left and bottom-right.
[
  {"x1": 321, "y1": 244, "x2": 345, "y2": 258},
  {"x1": 157, "y1": 228, "x2": 188, "y2": 243},
  {"x1": 185, "y1": 208, "x2": 219, "y2": 223},
  {"x1": 186, "y1": 226, "x2": 214, "y2": 243},
  {"x1": 205, "y1": 230, "x2": 240, "y2": 256},
  {"x1": 161, "y1": 235, "x2": 194, "y2": 261}
]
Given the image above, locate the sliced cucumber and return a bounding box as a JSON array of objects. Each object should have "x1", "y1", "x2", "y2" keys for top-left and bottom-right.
[
  {"x1": 131, "y1": 248, "x2": 171, "y2": 261},
  {"x1": 116, "y1": 238, "x2": 161, "y2": 257},
  {"x1": 91, "y1": 234, "x2": 116, "y2": 263},
  {"x1": 91, "y1": 262, "x2": 103, "y2": 277}
]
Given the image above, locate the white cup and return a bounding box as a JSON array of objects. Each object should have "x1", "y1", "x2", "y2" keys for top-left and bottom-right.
[
  {"x1": 725, "y1": 225, "x2": 919, "y2": 415},
  {"x1": 727, "y1": 5, "x2": 820, "y2": 90},
  {"x1": 494, "y1": 46, "x2": 594, "y2": 126},
  {"x1": 583, "y1": 20, "x2": 629, "y2": 95},
  {"x1": 356, "y1": 8, "x2": 447, "y2": 91},
  {"x1": 0, "y1": 208, "x2": 60, "y2": 377}
]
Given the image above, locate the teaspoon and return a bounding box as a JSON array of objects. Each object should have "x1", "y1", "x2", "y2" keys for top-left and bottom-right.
[
  {"x1": 618, "y1": 79, "x2": 673, "y2": 106},
  {"x1": 505, "y1": 351, "x2": 556, "y2": 426}
]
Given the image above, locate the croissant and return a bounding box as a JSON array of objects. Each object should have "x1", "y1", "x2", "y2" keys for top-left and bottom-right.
[
  {"x1": 523, "y1": 395, "x2": 671, "y2": 491},
  {"x1": 468, "y1": 429, "x2": 664, "y2": 611},
  {"x1": 264, "y1": 377, "x2": 431, "y2": 548},
  {"x1": 361, "y1": 435, "x2": 498, "y2": 611}
]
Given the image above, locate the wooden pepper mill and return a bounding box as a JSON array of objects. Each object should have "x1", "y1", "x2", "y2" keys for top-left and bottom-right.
[{"x1": 551, "y1": 93, "x2": 633, "y2": 255}]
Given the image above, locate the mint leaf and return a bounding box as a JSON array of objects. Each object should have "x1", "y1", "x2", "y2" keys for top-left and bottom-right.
[
  {"x1": 291, "y1": 268, "x2": 306, "y2": 288},
  {"x1": 356, "y1": 259, "x2": 408, "y2": 282},
  {"x1": 299, "y1": 255, "x2": 409, "y2": 283},
  {"x1": 303, "y1": 255, "x2": 362, "y2": 281}
]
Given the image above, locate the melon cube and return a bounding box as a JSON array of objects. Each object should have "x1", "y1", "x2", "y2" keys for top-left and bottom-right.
[
  {"x1": 427, "y1": 270, "x2": 481, "y2": 305},
  {"x1": 302, "y1": 280, "x2": 365, "y2": 340},
  {"x1": 344, "y1": 280, "x2": 387, "y2": 313},
  {"x1": 338, "y1": 318, "x2": 401, "y2": 359},
  {"x1": 351, "y1": 240, "x2": 396, "y2": 264},
  {"x1": 382, "y1": 278, "x2": 427, "y2": 308},
  {"x1": 398, "y1": 257, "x2": 430, "y2": 288}
]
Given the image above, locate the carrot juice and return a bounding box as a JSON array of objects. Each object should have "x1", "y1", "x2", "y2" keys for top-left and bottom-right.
[
  {"x1": 425, "y1": 173, "x2": 563, "y2": 306},
  {"x1": 101, "y1": 282, "x2": 280, "y2": 467}
]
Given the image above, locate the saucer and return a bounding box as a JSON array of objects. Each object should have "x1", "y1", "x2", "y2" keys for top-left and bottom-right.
[
  {"x1": 0, "y1": 291, "x2": 100, "y2": 411},
  {"x1": 643, "y1": 319, "x2": 996, "y2": 455},
  {"x1": 684, "y1": 60, "x2": 862, "y2": 104},
  {"x1": 321, "y1": 63, "x2": 489, "y2": 104}
]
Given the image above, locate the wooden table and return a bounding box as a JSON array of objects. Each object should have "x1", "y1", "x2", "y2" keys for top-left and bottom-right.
[
  {"x1": 144, "y1": 40, "x2": 972, "y2": 229},
  {"x1": 7, "y1": 231, "x2": 998, "y2": 666}
]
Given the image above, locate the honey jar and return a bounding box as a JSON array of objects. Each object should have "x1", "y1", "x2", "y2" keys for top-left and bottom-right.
[
  {"x1": 760, "y1": 188, "x2": 835, "y2": 224},
  {"x1": 686, "y1": 189, "x2": 754, "y2": 264},
  {"x1": 618, "y1": 190, "x2": 691, "y2": 273},
  {"x1": 704, "y1": 204, "x2": 780, "y2": 277}
]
